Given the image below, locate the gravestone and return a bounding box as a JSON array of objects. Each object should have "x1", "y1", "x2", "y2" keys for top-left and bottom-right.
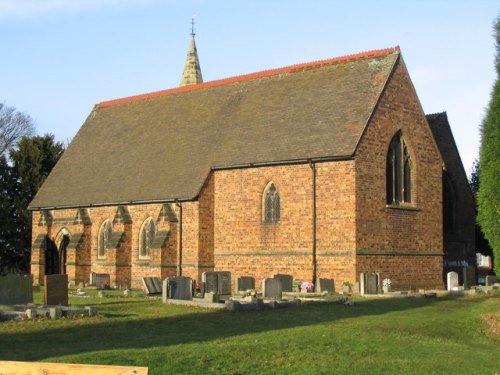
[
  {"x1": 447, "y1": 271, "x2": 459, "y2": 291},
  {"x1": 142, "y1": 277, "x2": 162, "y2": 295},
  {"x1": 316, "y1": 278, "x2": 335, "y2": 294},
  {"x1": 152, "y1": 277, "x2": 163, "y2": 293},
  {"x1": 359, "y1": 273, "x2": 365, "y2": 295},
  {"x1": 202, "y1": 271, "x2": 232, "y2": 295},
  {"x1": 94, "y1": 273, "x2": 110, "y2": 289},
  {"x1": 0, "y1": 274, "x2": 33, "y2": 305},
  {"x1": 237, "y1": 276, "x2": 255, "y2": 291},
  {"x1": 218, "y1": 272, "x2": 232, "y2": 295},
  {"x1": 44, "y1": 274, "x2": 68, "y2": 306},
  {"x1": 485, "y1": 275, "x2": 498, "y2": 286},
  {"x1": 203, "y1": 272, "x2": 219, "y2": 294},
  {"x1": 262, "y1": 278, "x2": 282, "y2": 300},
  {"x1": 462, "y1": 267, "x2": 476, "y2": 290},
  {"x1": 272, "y1": 274, "x2": 293, "y2": 292},
  {"x1": 365, "y1": 273, "x2": 379, "y2": 295},
  {"x1": 165, "y1": 276, "x2": 193, "y2": 301}
]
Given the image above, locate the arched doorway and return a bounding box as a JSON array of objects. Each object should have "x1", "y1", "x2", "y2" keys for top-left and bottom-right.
[
  {"x1": 55, "y1": 228, "x2": 70, "y2": 275},
  {"x1": 45, "y1": 237, "x2": 59, "y2": 275}
]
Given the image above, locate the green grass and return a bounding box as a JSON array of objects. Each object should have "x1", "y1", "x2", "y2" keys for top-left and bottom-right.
[{"x1": 0, "y1": 290, "x2": 499, "y2": 374}]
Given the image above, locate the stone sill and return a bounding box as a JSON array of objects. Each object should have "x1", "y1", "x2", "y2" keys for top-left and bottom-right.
[{"x1": 385, "y1": 204, "x2": 420, "y2": 211}]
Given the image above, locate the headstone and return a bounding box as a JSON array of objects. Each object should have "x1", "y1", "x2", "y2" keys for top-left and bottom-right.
[
  {"x1": 365, "y1": 273, "x2": 379, "y2": 295},
  {"x1": 202, "y1": 271, "x2": 232, "y2": 295},
  {"x1": 272, "y1": 274, "x2": 293, "y2": 292},
  {"x1": 152, "y1": 277, "x2": 163, "y2": 293},
  {"x1": 203, "y1": 272, "x2": 219, "y2": 294},
  {"x1": 165, "y1": 276, "x2": 193, "y2": 301},
  {"x1": 462, "y1": 267, "x2": 476, "y2": 290},
  {"x1": 142, "y1": 277, "x2": 162, "y2": 294},
  {"x1": 262, "y1": 278, "x2": 282, "y2": 300},
  {"x1": 359, "y1": 273, "x2": 365, "y2": 295},
  {"x1": 218, "y1": 272, "x2": 232, "y2": 295},
  {"x1": 447, "y1": 271, "x2": 459, "y2": 291},
  {"x1": 236, "y1": 276, "x2": 256, "y2": 291},
  {"x1": 44, "y1": 274, "x2": 68, "y2": 306},
  {"x1": 316, "y1": 278, "x2": 335, "y2": 294},
  {"x1": 485, "y1": 275, "x2": 498, "y2": 286},
  {"x1": 0, "y1": 274, "x2": 33, "y2": 305},
  {"x1": 94, "y1": 273, "x2": 110, "y2": 289}
]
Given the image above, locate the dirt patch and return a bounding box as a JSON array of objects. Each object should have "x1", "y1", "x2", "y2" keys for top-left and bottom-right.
[{"x1": 481, "y1": 313, "x2": 500, "y2": 337}]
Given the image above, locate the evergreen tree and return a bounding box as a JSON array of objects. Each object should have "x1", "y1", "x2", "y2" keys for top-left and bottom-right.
[
  {"x1": 478, "y1": 16, "x2": 500, "y2": 275},
  {"x1": 0, "y1": 135, "x2": 64, "y2": 273},
  {"x1": 470, "y1": 160, "x2": 493, "y2": 267},
  {"x1": 0, "y1": 155, "x2": 23, "y2": 274}
]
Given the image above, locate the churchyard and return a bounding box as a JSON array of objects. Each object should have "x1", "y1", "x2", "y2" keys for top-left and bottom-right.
[{"x1": 0, "y1": 275, "x2": 498, "y2": 375}]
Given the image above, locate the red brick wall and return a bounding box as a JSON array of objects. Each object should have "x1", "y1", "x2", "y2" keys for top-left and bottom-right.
[
  {"x1": 31, "y1": 204, "x2": 179, "y2": 289},
  {"x1": 212, "y1": 162, "x2": 357, "y2": 287},
  {"x1": 354, "y1": 57, "x2": 444, "y2": 288}
]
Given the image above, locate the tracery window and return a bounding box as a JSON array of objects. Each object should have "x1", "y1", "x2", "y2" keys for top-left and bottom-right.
[
  {"x1": 263, "y1": 182, "x2": 280, "y2": 224},
  {"x1": 98, "y1": 220, "x2": 112, "y2": 258},
  {"x1": 139, "y1": 217, "x2": 156, "y2": 258},
  {"x1": 386, "y1": 132, "x2": 412, "y2": 205}
]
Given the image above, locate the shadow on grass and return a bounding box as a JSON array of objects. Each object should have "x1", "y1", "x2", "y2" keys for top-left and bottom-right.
[{"x1": 0, "y1": 295, "x2": 475, "y2": 362}]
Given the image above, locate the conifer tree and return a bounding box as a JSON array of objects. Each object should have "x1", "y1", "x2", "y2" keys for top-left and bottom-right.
[
  {"x1": 0, "y1": 135, "x2": 64, "y2": 273},
  {"x1": 478, "y1": 15, "x2": 500, "y2": 275}
]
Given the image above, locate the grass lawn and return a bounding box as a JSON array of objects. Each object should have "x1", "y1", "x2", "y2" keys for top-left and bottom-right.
[{"x1": 0, "y1": 290, "x2": 498, "y2": 374}]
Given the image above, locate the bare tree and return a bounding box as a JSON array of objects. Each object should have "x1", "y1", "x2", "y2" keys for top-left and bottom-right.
[{"x1": 0, "y1": 102, "x2": 36, "y2": 157}]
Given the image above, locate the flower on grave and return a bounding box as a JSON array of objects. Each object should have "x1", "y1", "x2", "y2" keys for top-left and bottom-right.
[
  {"x1": 245, "y1": 289, "x2": 257, "y2": 297},
  {"x1": 300, "y1": 282, "x2": 314, "y2": 291},
  {"x1": 382, "y1": 278, "x2": 391, "y2": 288},
  {"x1": 342, "y1": 281, "x2": 352, "y2": 287},
  {"x1": 195, "y1": 282, "x2": 202, "y2": 291}
]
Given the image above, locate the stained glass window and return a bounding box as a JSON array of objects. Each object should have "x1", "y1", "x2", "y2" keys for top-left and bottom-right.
[
  {"x1": 387, "y1": 132, "x2": 412, "y2": 205},
  {"x1": 263, "y1": 182, "x2": 280, "y2": 224}
]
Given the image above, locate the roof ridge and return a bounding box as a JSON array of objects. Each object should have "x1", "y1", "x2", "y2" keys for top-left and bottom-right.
[
  {"x1": 96, "y1": 46, "x2": 400, "y2": 109},
  {"x1": 425, "y1": 111, "x2": 448, "y2": 119}
]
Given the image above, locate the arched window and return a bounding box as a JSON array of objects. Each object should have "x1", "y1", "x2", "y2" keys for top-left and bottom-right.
[
  {"x1": 263, "y1": 182, "x2": 280, "y2": 224},
  {"x1": 98, "y1": 220, "x2": 112, "y2": 258},
  {"x1": 387, "y1": 132, "x2": 412, "y2": 205},
  {"x1": 139, "y1": 217, "x2": 156, "y2": 258}
]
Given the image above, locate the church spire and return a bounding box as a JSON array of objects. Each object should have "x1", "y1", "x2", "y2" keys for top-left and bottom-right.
[{"x1": 180, "y1": 19, "x2": 203, "y2": 87}]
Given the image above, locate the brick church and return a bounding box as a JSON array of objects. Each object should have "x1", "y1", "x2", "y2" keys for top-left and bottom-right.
[{"x1": 29, "y1": 33, "x2": 476, "y2": 290}]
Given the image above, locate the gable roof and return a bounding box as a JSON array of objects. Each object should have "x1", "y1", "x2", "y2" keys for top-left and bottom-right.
[
  {"x1": 29, "y1": 47, "x2": 400, "y2": 210},
  {"x1": 426, "y1": 112, "x2": 474, "y2": 201}
]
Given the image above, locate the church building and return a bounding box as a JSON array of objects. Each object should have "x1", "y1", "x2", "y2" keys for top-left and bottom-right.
[{"x1": 29, "y1": 33, "x2": 476, "y2": 290}]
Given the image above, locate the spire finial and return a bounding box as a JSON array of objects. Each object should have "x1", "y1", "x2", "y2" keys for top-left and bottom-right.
[
  {"x1": 191, "y1": 15, "x2": 196, "y2": 35},
  {"x1": 180, "y1": 15, "x2": 203, "y2": 87}
]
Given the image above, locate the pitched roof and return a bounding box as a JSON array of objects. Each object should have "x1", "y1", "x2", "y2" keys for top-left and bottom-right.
[
  {"x1": 426, "y1": 112, "x2": 474, "y2": 200},
  {"x1": 29, "y1": 47, "x2": 400, "y2": 210}
]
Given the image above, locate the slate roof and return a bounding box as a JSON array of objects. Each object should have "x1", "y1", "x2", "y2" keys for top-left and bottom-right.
[{"x1": 30, "y1": 47, "x2": 400, "y2": 210}]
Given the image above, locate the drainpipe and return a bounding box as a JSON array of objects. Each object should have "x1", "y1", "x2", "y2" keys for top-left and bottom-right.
[
  {"x1": 309, "y1": 160, "x2": 317, "y2": 290},
  {"x1": 175, "y1": 201, "x2": 183, "y2": 276}
]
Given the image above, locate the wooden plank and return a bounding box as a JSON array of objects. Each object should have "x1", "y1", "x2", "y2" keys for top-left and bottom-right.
[{"x1": 0, "y1": 361, "x2": 148, "y2": 375}]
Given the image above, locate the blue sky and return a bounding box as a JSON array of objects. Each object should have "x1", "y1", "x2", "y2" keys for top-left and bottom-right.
[{"x1": 1, "y1": 0, "x2": 498, "y2": 174}]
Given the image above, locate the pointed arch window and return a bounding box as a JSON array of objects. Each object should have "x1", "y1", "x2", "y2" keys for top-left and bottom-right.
[
  {"x1": 387, "y1": 132, "x2": 413, "y2": 205},
  {"x1": 139, "y1": 217, "x2": 156, "y2": 258},
  {"x1": 443, "y1": 172, "x2": 455, "y2": 233},
  {"x1": 263, "y1": 182, "x2": 280, "y2": 224},
  {"x1": 98, "y1": 220, "x2": 112, "y2": 258}
]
